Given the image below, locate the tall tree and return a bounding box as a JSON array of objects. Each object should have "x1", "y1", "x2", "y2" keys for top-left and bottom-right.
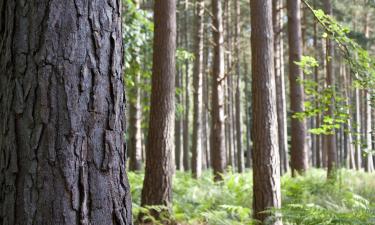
[
  {"x1": 323, "y1": 0, "x2": 337, "y2": 177},
  {"x1": 250, "y1": 0, "x2": 282, "y2": 223},
  {"x1": 183, "y1": 0, "x2": 191, "y2": 171},
  {"x1": 191, "y1": 0, "x2": 205, "y2": 178},
  {"x1": 287, "y1": 0, "x2": 308, "y2": 176},
  {"x1": 0, "y1": 1, "x2": 132, "y2": 224},
  {"x1": 128, "y1": 0, "x2": 143, "y2": 172},
  {"x1": 234, "y1": 0, "x2": 245, "y2": 173},
  {"x1": 273, "y1": 0, "x2": 289, "y2": 175},
  {"x1": 141, "y1": 0, "x2": 176, "y2": 214},
  {"x1": 211, "y1": 0, "x2": 227, "y2": 181}
]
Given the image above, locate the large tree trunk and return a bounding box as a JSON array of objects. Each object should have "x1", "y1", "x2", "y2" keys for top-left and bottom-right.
[
  {"x1": 324, "y1": 0, "x2": 337, "y2": 178},
  {"x1": 250, "y1": 0, "x2": 282, "y2": 224},
  {"x1": 273, "y1": 0, "x2": 289, "y2": 175},
  {"x1": 141, "y1": 0, "x2": 176, "y2": 212},
  {"x1": 191, "y1": 0, "x2": 205, "y2": 178},
  {"x1": 0, "y1": 1, "x2": 132, "y2": 224},
  {"x1": 287, "y1": 0, "x2": 308, "y2": 176},
  {"x1": 211, "y1": 0, "x2": 226, "y2": 181}
]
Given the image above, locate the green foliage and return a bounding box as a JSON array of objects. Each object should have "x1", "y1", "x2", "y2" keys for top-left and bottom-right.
[
  {"x1": 129, "y1": 169, "x2": 375, "y2": 225},
  {"x1": 294, "y1": 56, "x2": 350, "y2": 135}
]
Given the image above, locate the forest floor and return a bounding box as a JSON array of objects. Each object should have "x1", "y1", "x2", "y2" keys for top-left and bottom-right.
[{"x1": 129, "y1": 169, "x2": 375, "y2": 225}]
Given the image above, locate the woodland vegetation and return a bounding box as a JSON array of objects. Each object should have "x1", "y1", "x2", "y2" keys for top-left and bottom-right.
[{"x1": 1, "y1": 0, "x2": 375, "y2": 225}]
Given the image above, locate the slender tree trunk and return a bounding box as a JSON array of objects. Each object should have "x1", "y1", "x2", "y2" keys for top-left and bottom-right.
[
  {"x1": 0, "y1": 1, "x2": 132, "y2": 224},
  {"x1": 273, "y1": 0, "x2": 289, "y2": 175},
  {"x1": 211, "y1": 0, "x2": 226, "y2": 181},
  {"x1": 183, "y1": 0, "x2": 191, "y2": 171},
  {"x1": 287, "y1": 0, "x2": 308, "y2": 176},
  {"x1": 355, "y1": 87, "x2": 362, "y2": 170},
  {"x1": 175, "y1": 1, "x2": 183, "y2": 171},
  {"x1": 250, "y1": 0, "x2": 282, "y2": 224},
  {"x1": 342, "y1": 65, "x2": 356, "y2": 169},
  {"x1": 313, "y1": 14, "x2": 322, "y2": 168},
  {"x1": 129, "y1": 72, "x2": 143, "y2": 171},
  {"x1": 234, "y1": 0, "x2": 244, "y2": 173},
  {"x1": 141, "y1": 0, "x2": 176, "y2": 214},
  {"x1": 191, "y1": 0, "x2": 205, "y2": 178},
  {"x1": 363, "y1": 11, "x2": 374, "y2": 173},
  {"x1": 244, "y1": 55, "x2": 252, "y2": 168},
  {"x1": 323, "y1": 0, "x2": 337, "y2": 178}
]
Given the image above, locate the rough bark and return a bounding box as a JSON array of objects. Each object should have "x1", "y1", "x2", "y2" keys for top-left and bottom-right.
[
  {"x1": 211, "y1": 0, "x2": 226, "y2": 181},
  {"x1": 273, "y1": 0, "x2": 289, "y2": 175},
  {"x1": 250, "y1": 0, "x2": 282, "y2": 224},
  {"x1": 287, "y1": 0, "x2": 308, "y2": 176},
  {"x1": 141, "y1": 0, "x2": 176, "y2": 212},
  {"x1": 191, "y1": 0, "x2": 204, "y2": 178},
  {"x1": 0, "y1": 1, "x2": 132, "y2": 224}
]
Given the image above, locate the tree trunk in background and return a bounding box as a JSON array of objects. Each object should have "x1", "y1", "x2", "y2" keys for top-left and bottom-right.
[
  {"x1": 0, "y1": 1, "x2": 132, "y2": 224},
  {"x1": 363, "y1": 11, "x2": 374, "y2": 172},
  {"x1": 355, "y1": 87, "x2": 362, "y2": 170},
  {"x1": 234, "y1": 0, "x2": 244, "y2": 173},
  {"x1": 191, "y1": 0, "x2": 205, "y2": 178},
  {"x1": 342, "y1": 65, "x2": 356, "y2": 169},
  {"x1": 175, "y1": 1, "x2": 183, "y2": 171},
  {"x1": 273, "y1": 0, "x2": 289, "y2": 175},
  {"x1": 141, "y1": 0, "x2": 176, "y2": 213},
  {"x1": 287, "y1": 0, "x2": 308, "y2": 176},
  {"x1": 313, "y1": 15, "x2": 321, "y2": 168},
  {"x1": 129, "y1": 72, "x2": 143, "y2": 171},
  {"x1": 364, "y1": 91, "x2": 374, "y2": 172},
  {"x1": 250, "y1": 0, "x2": 282, "y2": 224},
  {"x1": 211, "y1": 0, "x2": 226, "y2": 181},
  {"x1": 183, "y1": 0, "x2": 191, "y2": 171},
  {"x1": 244, "y1": 56, "x2": 252, "y2": 168},
  {"x1": 203, "y1": 26, "x2": 212, "y2": 169},
  {"x1": 323, "y1": 0, "x2": 337, "y2": 178},
  {"x1": 128, "y1": 0, "x2": 143, "y2": 172}
]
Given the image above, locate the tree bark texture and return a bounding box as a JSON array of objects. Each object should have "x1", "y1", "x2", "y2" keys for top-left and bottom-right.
[
  {"x1": 250, "y1": 0, "x2": 282, "y2": 224},
  {"x1": 0, "y1": 1, "x2": 132, "y2": 224},
  {"x1": 287, "y1": 0, "x2": 308, "y2": 176},
  {"x1": 191, "y1": 0, "x2": 204, "y2": 178},
  {"x1": 211, "y1": 0, "x2": 226, "y2": 181},
  {"x1": 141, "y1": 0, "x2": 176, "y2": 210}
]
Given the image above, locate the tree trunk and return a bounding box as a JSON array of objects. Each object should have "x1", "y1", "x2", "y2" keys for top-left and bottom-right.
[
  {"x1": 183, "y1": 0, "x2": 191, "y2": 171},
  {"x1": 234, "y1": 0, "x2": 244, "y2": 173},
  {"x1": 191, "y1": 0, "x2": 205, "y2": 178},
  {"x1": 0, "y1": 1, "x2": 132, "y2": 224},
  {"x1": 244, "y1": 54, "x2": 252, "y2": 168},
  {"x1": 141, "y1": 0, "x2": 176, "y2": 213},
  {"x1": 355, "y1": 87, "x2": 362, "y2": 170},
  {"x1": 273, "y1": 0, "x2": 289, "y2": 175},
  {"x1": 324, "y1": 0, "x2": 337, "y2": 178},
  {"x1": 175, "y1": 1, "x2": 184, "y2": 171},
  {"x1": 287, "y1": 0, "x2": 308, "y2": 176},
  {"x1": 250, "y1": 0, "x2": 282, "y2": 224},
  {"x1": 129, "y1": 72, "x2": 143, "y2": 171},
  {"x1": 313, "y1": 13, "x2": 321, "y2": 168},
  {"x1": 211, "y1": 0, "x2": 226, "y2": 181}
]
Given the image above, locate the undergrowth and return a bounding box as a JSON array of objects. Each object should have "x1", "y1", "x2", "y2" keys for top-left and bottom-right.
[{"x1": 129, "y1": 169, "x2": 375, "y2": 225}]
